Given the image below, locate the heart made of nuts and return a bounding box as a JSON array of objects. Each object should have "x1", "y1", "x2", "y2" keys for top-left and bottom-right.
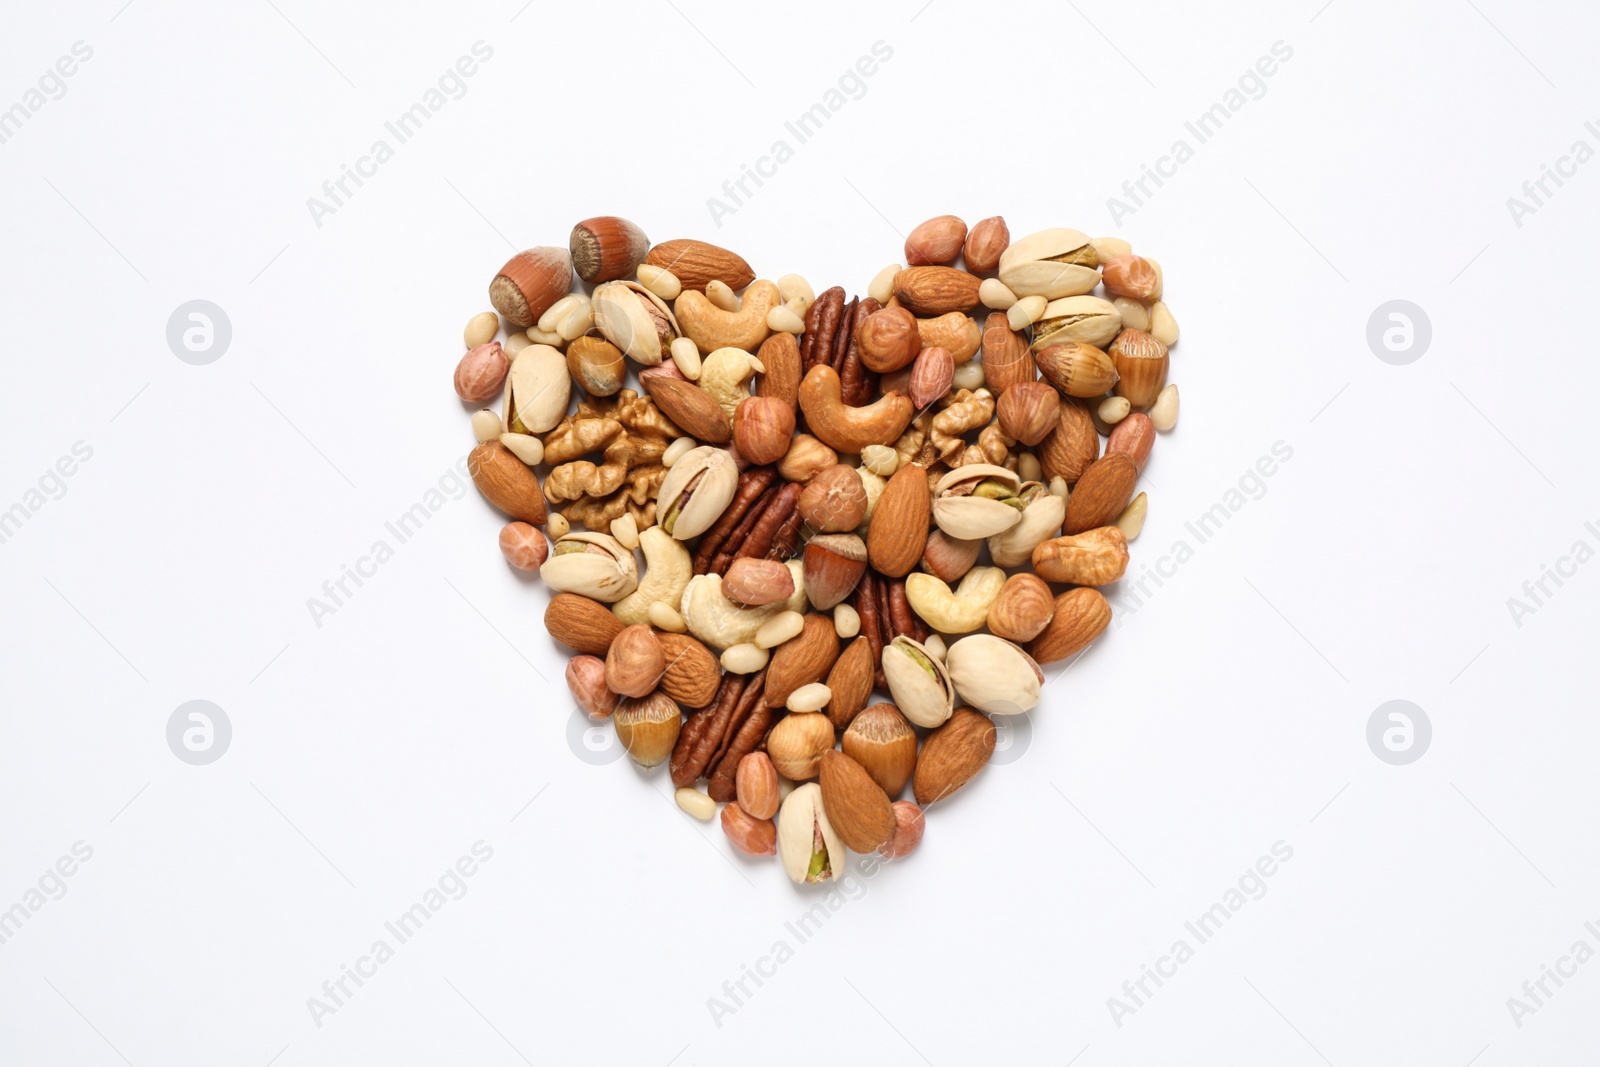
[{"x1": 453, "y1": 216, "x2": 1180, "y2": 885}]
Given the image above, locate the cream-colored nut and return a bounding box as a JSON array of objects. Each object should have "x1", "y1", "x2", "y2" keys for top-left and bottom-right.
[
  {"x1": 1117, "y1": 492, "x2": 1149, "y2": 542},
  {"x1": 545, "y1": 512, "x2": 570, "y2": 538},
  {"x1": 471, "y1": 409, "x2": 502, "y2": 443},
  {"x1": 699, "y1": 347, "x2": 762, "y2": 421},
  {"x1": 1112, "y1": 296, "x2": 1150, "y2": 333},
  {"x1": 1016, "y1": 451, "x2": 1042, "y2": 484},
  {"x1": 557, "y1": 301, "x2": 593, "y2": 341},
  {"x1": 527, "y1": 326, "x2": 563, "y2": 347},
  {"x1": 648, "y1": 600, "x2": 688, "y2": 632},
  {"x1": 987, "y1": 486, "x2": 1066, "y2": 568},
  {"x1": 767, "y1": 304, "x2": 805, "y2": 334},
  {"x1": 860, "y1": 444, "x2": 899, "y2": 477},
  {"x1": 591, "y1": 280, "x2": 680, "y2": 365},
  {"x1": 979, "y1": 278, "x2": 1017, "y2": 310},
  {"x1": 499, "y1": 432, "x2": 543, "y2": 466},
  {"x1": 944, "y1": 634, "x2": 1043, "y2": 715},
  {"x1": 611, "y1": 526, "x2": 692, "y2": 626},
  {"x1": 778, "y1": 273, "x2": 815, "y2": 311},
  {"x1": 503, "y1": 331, "x2": 531, "y2": 356},
  {"x1": 1048, "y1": 476, "x2": 1069, "y2": 500},
  {"x1": 1099, "y1": 396, "x2": 1132, "y2": 424},
  {"x1": 537, "y1": 293, "x2": 586, "y2": 334},
  {"x1": 1007, "y1": 295, "x2": 1047, "y2": 331},
  {"x1": 923, "y1": 634, "x2": 947, "y2": 661},
  {"x1": 833, "y1": 603, "x2": 861, "y2": 639},
  {"x1": 777, "y1": 783, "x2": 845, "y2": 884},
  {"x1": 637, "y1": 263, "x2": 682, "y2": 301},
  {"x1": 661, "y1": 436, "x2": 697, "y2": 468},
  {"x1": 998, "y1": 228, "x2": 1101, "y2": 299},
  {"x1": 1091, "y1": 236, "x2": 1133, "y2": 261},
  {"x1": 721, "y1": 642, "x2": 770, "y2": 673},
  {"x1": 906, "y1": 566, "x2": 1007, "y2": 634},
  {"x1": 1144, "y1": 257, "x2": 1164, "y2": 301},
  {"x1": 610, "y1": 514, "x2": 639, "y2": 550},
  {"x1": 869, "y1": 263, "x2": 902, "y2": 305},
  {"x1": 1150, "y1": 383, "x2": 1179, "y2": 431},
  {"x1": 464, "y1": 310, "x2": 500, "y2": 348},
  {"x1": 675, "y1": 787, "x2": 715, "y2": 820},
  {"x1": 540, "y1": 531, "x2": 639, "y2": 602},
  {"x1": 756, "y1": 609, "x2": 805, "y2": 650},
  {"x1": 932, "y1": 464, "x2": 1024, "y2": 540},
  {"x1": 669, "y1": 336, "x2": 702, "y2": 380},
  {"x1": 951, "y1": 360, "x2": 985, "y2": 391},
  {"x1": 1149, "y1": 301, "x2": 1179, "y2": 346},
  {"x1": 679, "y1": 565, "x2": 808, "y2": 649},
  {"x1": 656, "y1": 445, "x2": 739, "y2": 539},
  {"x1": 855, "y1": 465, "x2": 887, "y2": 532},
  {"x1": 1031, "y1": 296, "x2": 1121, "y2": 350},
  {"x1": 786, "y1": 682, "x2": 832, "y2": 714},
  {"x1": 882, "y1": 636, "x2": 956, "y2": 728},
  {"x1": 706, "y1": 279, "x2": 740, "y2": 312},
  {"x1": 503, "y1": 344, "x2": 571, "y2": 435}
]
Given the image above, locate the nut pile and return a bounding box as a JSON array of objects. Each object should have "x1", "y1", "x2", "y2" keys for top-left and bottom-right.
[{"x1": 452, "y1": 215, "x2": 1181, "y2": 884}]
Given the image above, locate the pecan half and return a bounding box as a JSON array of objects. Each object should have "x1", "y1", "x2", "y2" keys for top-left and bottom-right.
[
  {"x1": 706, "y1": 672, "x2": 779, "y2": 801},
  {"x1": 840, "y1": 296, "x2": 882, "y2": 406},
  {"x1": 692, "y1": 467, "x2": 776, "y2": 574},
  {"x1": 801, "y1": 287, "x2": 846, "y2": 372}
]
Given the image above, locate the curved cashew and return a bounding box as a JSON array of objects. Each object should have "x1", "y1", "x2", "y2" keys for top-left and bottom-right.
[
  {"x1": 675, "y1": 280, "x2": 780, "y2": 353},
  {"x1": 917, "y1": 312, "x2": 981, "y2": 362},
  {"x1": 679, "y1": 563, "x2": 806, "y2": 649},
  {"x1": 799, "y1": 365, "x2": 915, "y2": 453},
  {"x1": 698, "y1": 347, "x2": 764, "y2": 422},
  {"x1": 612, "y1": 526, "x2": 692, "y2": 626},
  {"x1": 906, "y1": 567, "x2": 1007, "y2": 635}
]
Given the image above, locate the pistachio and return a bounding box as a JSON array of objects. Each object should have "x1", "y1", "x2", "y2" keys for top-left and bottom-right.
[
  {"x1": 997, "y1": 228, "x2": 1102, "y2": 299},
  {"x1": 777, "y1": 782, "x2": 846, "y2": 884},
  {"x1": 1030, "y1": 296, "x2": 1122, "y2": 351},
  {"x1": 502, "y1": 344, "x2": 571, "y2": 435},
  {"x1": 943, "y1": 634, "x2": 1043, "y2": 716},
  {"x1": 654, "y1": 445, "x2": 739, "y2": 539},
  {"x1": 986, "y1": 483, "x2": 1066, "y2": 568},
  {"x1": 931, "y1": 463, "x2": 1025, "y2": 540},
  {"x1": 881, "y1": 635, "x2": 956, "y2": 728},
  {"x1": 590, "y1": 280, "x2": 681, "y2": 365},
  {"x1": 538, "y1": 531, "x2": 639, "y2": 603}
]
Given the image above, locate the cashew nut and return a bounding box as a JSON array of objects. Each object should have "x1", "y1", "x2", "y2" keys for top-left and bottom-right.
[
  {"x1": 679, "y1": 562, "x2": 807, "y2": 649},
  {"x1": 698, "y1": 347, "x2": 764, "y2": 422},
  {"x1": 675, "y1": 279, "x2": 780, "y2": 353},
  {"x1": 612, "y1": 526, "x2": 692, "y2": 626},
  {"x1": 905, "y1": 566, "x2": 1006, "y2": 634},
  {"x1": 799, "y1": 365, "x2": 915, "y2": 454},
  {"x1": 916, "y1": 312, "x2": 982, "y2": 362}
]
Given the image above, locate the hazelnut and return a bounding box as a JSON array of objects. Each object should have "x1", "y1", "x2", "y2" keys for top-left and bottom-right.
[
  {"x1": 454, "y1": 342, "x2": 508, "y2": 403},
  {"x1": 963, "y1": 217, "x2": 1009, "y2": 275},
  {"x1": 565, "y1": 336, "x2": 626, "y2": 397},
  {"x1": 765, "y1": 712, "x2": 835, "y2": 781},
  {"x1": 986, "y1": 573, "x2": 1056, "y2": 643},
  {"x1": 842, "y1": 704, "x2": 918, "y2": 797},
  {"x1": 996, "y1": 381, "x2": 1062, "y2": 447},
  {"x1": 498, "y1": 522, "x2": 548, "y2": 571},
  {"x1": 798, "y1": 465, "x2": 868, "y2": 533},
  {"x1": 803, "y1": 533, "x2": 869, "y2": 611},
  {"x1": 605, "y1": 624, "x2": 665, "y2": 699},
  {"x1": 857, "y1": 307, "x2": 922, "y2": 373},
  {"x1": 1108, "y1": 329, "x2": 1169, "y2": 410},
  {"x1": 920, "y1": 530, "x2": 981, "y2": 584},
  {"x1": 732, "y1": 395, "x2": 796, "y2": 466},
  {"x1": 777, "y1": 434, "x2": 838, "y2": 483},
  {"x1": 489, "y1": 247, "x2": 572, "y2": 327},
  {"x1": 612, "y1": 691, "x2": 682, "y2": 768}
]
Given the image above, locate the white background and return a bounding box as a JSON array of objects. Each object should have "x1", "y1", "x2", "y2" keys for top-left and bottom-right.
[{"x1": 2, "y1": 0, "x2": 1596, "y2": 1064}]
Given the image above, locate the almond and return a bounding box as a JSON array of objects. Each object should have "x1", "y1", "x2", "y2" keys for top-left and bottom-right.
[
  {"x1": 754, "y1": 331, "x2": 802, "y2": 411},
  {"x1": 819, "y1": 750, "x2": 896, "y2": 852},
  {"x1": 907, "y1": 345, "x2": 955, "y2": 409},
  {"x1": 642, "y1": 377, "x2": 731, "y2": 444},
  {"x1": 1030, "y1": 587, "x2": 1111, "y2": 665},
  {"x1": 656, "y1": 632, "x2": 721, "y2": 707},
  {"x1": 892, "y1": 266, "x2": 983, "y2": 316},
  {"x1": 643, "y1": 239, "x2": 755, "y2": 293},
  {"x1": 913, "y1": 707, "x2": 996, "y2": 806},
  {"x1": 1037, "y1": 402, "x2": 1100, "y2": 486},
  {"x1": 1063, "y1": 452, "x2": 1138, "y2": 534},
  {"x1": 1032, "y1": 527, "x2": 1130, "y2": 586},
  {"x1": 468, "y1": 441, "x2": 547, "y2": 525},
  {"x1": 735, "y1": 752, "x2": 781, "y2": 820},
  {"x1": 980, "y1": 311, "x2": 1035, "y2": 394},
  {"x1": 763, "y1": 614, "x2": 841, "y2": 709},
  {"x1": 842, "y1": 703, "x2": 918, "y2": 796},
  {"x1": 823, "y1": 636, "x2": 875, "y2": 730},
  {"x1": 545, "y1": 593, "x2": 624, "y2": 654},
  {"x1": 867, "y1": 463, "x2": 931, "y2": 578}
]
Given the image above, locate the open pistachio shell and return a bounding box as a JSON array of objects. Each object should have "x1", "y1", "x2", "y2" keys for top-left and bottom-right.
[
  {"x1": 503, "y1": 344, "x2": 571, "y2": 435},
  {"x1": 997, "y1": 228, "x2": 1102, "y2": 299},
  {"x1": 932, "y1": 463, "x2": 1025, "y2": 540},
  {"x1": 987, "y1": 484, "x2": 1066, "y2": 568},
  {"x1": 776, "y1": 783, "x2": 846, "y2": 884},
  {"x1": 655, "y1": 445, "x2": 739, "y2": 540},
  {"x1": 539, "y1": 531, "x2": 638, "y2": 603},
  {"x1": 882, "y1": 635, "x2": 956, "y2": 728},
  {"x1": 591, "y1": 280, "x2": 680, "y2": 365},
  {"x1": 944, "y1": 634, "x2": 1043, "y2": 715},
  {"x1": 1030, "y1": 296, "x2": 1121, "y2": 350}
]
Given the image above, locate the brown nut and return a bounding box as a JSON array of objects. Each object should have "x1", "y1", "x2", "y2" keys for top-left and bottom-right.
[
  {"x1": 1107, "y1": 412, "x2": 1155, "y2": 472},
  {"x1": 908, "y1": 346, "x2": 955, "y2": 409},
  {"x1": 799, "y1": 465, "x2": 868, "y2": 533},
  {"x1": 565, "y1": 654, "x2": 617, "y2": 720},
  {"x1": 777, "y1": 434, "x2": 838, "y2": 483},
  {"x1": 489, "y1": 247, "x2": 572, "y2": 327},
  {"x1": 498, "y1": 522, "x2": 548, "y2": 571},
  {"x1": 1032, "y1": 526, "x2": 1130, "y2": 586},
  {"x1": 454, "y1": 342, "x2": 508, "y2": 403},
  {"x1": 799, "y1": 365, "x2": 915, "y2": 453},
  {"x1": 1036, "y1": 342, "x2": 1119, "y2": 398},
  {"x1": 917, "y1": 312, "x2": 982, "y2": 362},
  {"x1": 605, "y1": 623, "x2": 665, "y2": 699},
  {"x1": 963, "y1": 217, "x2": 1009, "y2": 275},
  {"x1": 867, "y1": 463, "x2": 932, "y2": 578},
  {"x1": 906, "y1": 215, "x2": 967, "y2": 266},
  {"x1": 1101, "y1": 254, "x2": 1162, "y2": 302},
  {"x1": 1063, "y1": 452, "x2": 1138, "y2": 534},
  {"x1": 545, "y1": 593, "x2": 625, "y2": 653},
  {"x1": 722, "y1": 558, "x2": 796, "y2": 607},
  {"x1": 1037, "y1": 402, "x2": 1100, "y2": 486},
  {"x1": 469, "y1": 441, "x2": 547, "y2": 525},
  {"x1": 732, "y1": 395, "x2": 796, "y2": 466},
  {"x1": 1109, "y1": 329, "x2": 1170, "y2": 410},
  {"x1": 818, "y1": 749, "x2": 896, "y2": 853},
  {"x1": 643, "y1": 239, "x2": 755, "y2": 293},
  {"x1": 996, "y1": 381, "x2": 1061, "y2": 446},
  {"x1": 857, "y1": 307, "x2": 923, "y2": 373},
  {"x1": 570, "y1": 216, "x2": 651, "y2": 284},
  {"x1": 735, "y1": 752, "x2": 781, "y2": 820},
  {"x1": 913, "y1": 707, "x2": 995, "y2": 806},
  {"x1": 842, "y1": 703, "x2": 918, "y2": 797},
  {"x1": 880, "y1": 800, "x2": 926, "y2": 859},
  {"x1": 980, "y1": 312, "x2": 1035, "y2": 394},
  {"x1": 893, "y1": 266, "x2": 983, "y2": 316},
  {"x1": 613, "y1": 691, "x2": 682, "y2": 768},
  {"x1": 1030, "y1": 587, "x2": 1112, "y2": 665},
  {"x1": 721, "y1": 803, "x2": 777, "y2": 855},
  {"x1": 765, "y1": 711, "x2": 835, "y2": 780},
  {"x1": 565, "y1": 336, "x2": 626, "y2": 397},
  {"x1": 986, "y1": 573, "x2": 1055, "y2": 643},
  {"x1": 920, "y1": 529, "x2": 982, "y2": 583},
  {"x1": 803, "y1": 533, "x2": 869, "y2": 611}
]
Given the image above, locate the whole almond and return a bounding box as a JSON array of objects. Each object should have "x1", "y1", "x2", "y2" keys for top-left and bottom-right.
[
  {"x1": 799, "y1": 465, "x2": 868, "y2": 533},
  {"x1": 997, "y1": 381, "x2": 1061, "y2": 446},
  {"x1": 755, "y1": 331, "x2": 802, "y2": 411},
  {"x1": 656, "y1": 632, "x2": 721, "y2": 707},
  {"x1": 763, "y1": 614, "x2": 841, "y2": 709},
  {"x1": 842, "y1": 703, "x2": 918, "y2": 797},
  {"x1": 980, "y1": 312, "x2": 1035, "y2": 394},
  {"x1": 1107, "y1": 412, "x2": 1155, "y2": 471},
  {"x1": 893, "y1": 266, "x2": 983, "y2": 316},
  {"x1": 908, "y1": 346, "x2": 955, "y2": 408},
  {"x1": 819, "y1": 750, "x2": 896, "y2": 853},
  {"x1": 644, "y1": 239, "x2": 755, "y2": 292},
  {"x1": 963, "y1": 216, "x2": 1009, "y2": 274},
  {"x1": 1063, "y1": 452, "x2": 1138, "y2": 534},
  {"x1": 735, "y1": 752, "x2": 781, "y2": 820},
  {"x1": 913, "y1": 707, "x2": 996, "y2": 806},
  {"x1": 545, "y1": 593, "x2": 624, "y2": 653},
  {"x1": 1032, "y1": 527, "x2": 1130, "y2": 586},
  {"x1": 824, "y1": 636, "x2": 875, "y2": 730},
  {"x1": 906, "y1": 215, "x2": 967, "y2": 266},
  {"x1": 469, "y1": 441, "x2": 547, "y2": 525},
  {"x1": 986, "y1": 573, "x2": 1056, "y2": 643},
  {"x1": 1037, "y1": 402, "x2": 1100, "y2": 485},
  {"x1": 722, "y1": 558, "x2": 796, "y2": 608},
  {"x1": 1030, "y1": 587, "x2": 1112, "y2": 665},
  {"x1": 868, "y1": 463, "x2": 931, "y2": 578},
  {"x1": 605, "y1": 623, "x2": 665, "y2": 698},
  {"x1": 643, "y1": 376, "x2": 731, "y2": 444}
]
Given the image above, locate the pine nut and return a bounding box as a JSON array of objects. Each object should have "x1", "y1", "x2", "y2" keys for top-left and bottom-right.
[
  {"x1": 706, "y1": 279, "x2": 739, "y2": 312},
  {"x1": 1091, "y1": 236, "x2": 1133, "y2": 260},
  {"x1": 610, "y1": 514, "x2": 640, "y2": 550},
  {"x1": 767, "y1": 305, "x2": 805, "y2": 334},
  {"x1": 675, "y1": 787, "x2": 716, "y2": 820},
  {"x1": 833, "y1": 603, "x2": 861, "y2": 639},
  {"x1": 1117, "y1": 492, "x2": 1148, "y2": 541},
  {"x1": 1048, "y1": 476, "x2": 1069, "y2": 500},
  {"x1": 471, "y1": 409, "x2": 502, "y2": 442},
  {"x1": 1098, "y1": 396, "x2": 1131, "y2": 424},
  {"x1": 951, "y1": 359, "x2": 985, "y2": 391},
  {"x1": 979, "y1": 278, "x2": 1017, "y2": 310},
  {"x1": 648, "y1": 601, "x2": 688, "y2": 633},
  {"x1": 1007, "y1": 295, "x2": 1047, "y2": 331},
  {"x1": 538, "y1": 294, "x2": 584, "y2": 334},
  {"x1": 778, "y1": 273, "x2": 814, "y2": 311},
  {"x1": 755, "y1": 610, "x2": 804, "y2": 649},
  {"x1": 1149, "y1": 300, "x2": 1179, "y2": 346},
  {"x1": 528, "y1": 326, "x2": 563, "y2": 346},
  {"x1": 546, "y1": 512, "x2": 570, "y2": 538},
  {"x1": 721, "y1": 642, "x2": 769, "y2": 674},
  {"x1": 861, "y1": 444, "x2": 899, "y2": 477},
  {"x1": 669, "y1": 337, "x2": 702, "y2": 380},
  {"x1": 464, "y1": 311, "x2": 499, "y2": 348},
  {"x1": 500, "y1": 432, "x2": 543, "y2": 466},
  {"x1": 662, "y1": 436, "x2": 697, "y2": 467},
  {"x1": 557, "y1": 302, "x2": 593, "y2": 341},
  {"x1": 923, "y1": 634, "x2": 947, "y2": 661},
  {"x1": 1150, "y1": 384, "x2": 1179, "y2": 431},
  {"x1": 786, "y1": 683, "x2": 832, "y2": 714},
  {"x1": 637, "y1": 264, "x2": 681, "y2": 301},
  {"x1": 1112, "y1": 297, "x2": 1149, "y2": 333},
  {"x1": 1016, "y1": 451, "x2": 1042, "y2": 484},
  {"x1": 868, "y1": 263, "x2": 901, "y2": 305},
  {"x1": 503, "y1": 331, "x2": 531, "y2": 356}
]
